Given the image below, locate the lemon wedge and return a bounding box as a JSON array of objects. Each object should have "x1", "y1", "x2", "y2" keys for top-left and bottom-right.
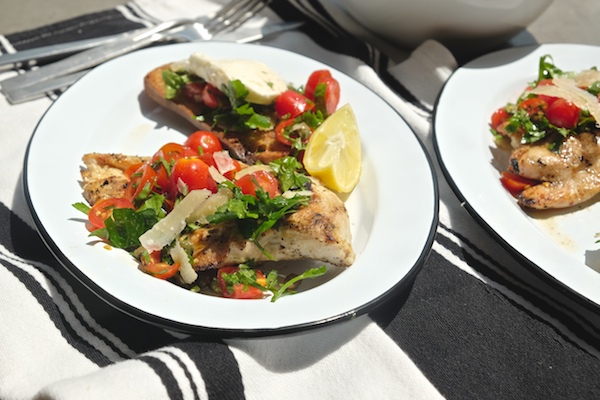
[{"x1": 303, "y1": 103, "x2": 362, "y2": 193}]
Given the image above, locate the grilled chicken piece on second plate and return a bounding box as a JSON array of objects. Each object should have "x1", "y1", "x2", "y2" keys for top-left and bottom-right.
[{"x1": 508, "y1": 132, "x2": 600, "y2": 209}]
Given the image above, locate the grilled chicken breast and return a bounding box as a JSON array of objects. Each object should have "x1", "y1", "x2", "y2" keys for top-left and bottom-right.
[
  {"x1": 180, "y1": 180, "x2": 355, "y2": 269},
  {"x1": 80, "y1": 153, "x2": 148, "y2": 205},
  {"x1": 508, "y1": 132, "x2": 600, "y2": 209},
  {"x1": 79, "y1": 153, "x2": 355, "y2": 268}
]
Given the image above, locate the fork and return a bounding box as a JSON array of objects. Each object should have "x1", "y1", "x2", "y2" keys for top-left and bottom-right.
[{"x1": 0, "y1": 0, "x2": 272, "y2": 96}]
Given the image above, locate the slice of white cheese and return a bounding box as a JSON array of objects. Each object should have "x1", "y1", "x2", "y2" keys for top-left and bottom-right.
[{"x1": 184, "y1": 53, "x2": 288, "y2": 105}]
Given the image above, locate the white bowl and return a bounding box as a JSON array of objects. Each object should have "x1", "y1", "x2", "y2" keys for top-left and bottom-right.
[{"x1": 335, "y1": 0, "x2": 553, "y2": 51}]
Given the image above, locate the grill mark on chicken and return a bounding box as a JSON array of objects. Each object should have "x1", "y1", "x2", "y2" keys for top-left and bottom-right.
[
  {"x1": 507, "y1": 132, "x2": 600, "y2": 209},
  {"x1": 80, "y1": 153, "x2": 148, "y2": 205}
]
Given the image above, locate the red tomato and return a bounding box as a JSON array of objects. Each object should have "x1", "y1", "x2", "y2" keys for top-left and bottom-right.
[
  {"x1": 183, "y1": 82, "x2": 205, "y2": 102},
  {"x1": 88, "y1": 197, "x2": 135, "y2": 229},
  {"x1": 305, "y1": 70, "x2": 332, "y2": 100},
  {"x1": 318, "y1": 76, "x2": 341, "y2": 115},
  {"x1": 124, "y1": 162, "x2": 145, "y2": 179},
  {"x1": 170, "y1": 158, "x2": 217, "y2": 195},
  {"x1": 305, "y1": 70, "x2": 340, "y2": 115},
  {"x1": 545, "y1": 98, "x2": 580, "y2": 129},
  {"x1": 217, "y1": 266, "x2": 266, "y2": 299},
  {"x1": 153, "y1": 142, "x2": 193, "y2": 163},
  {"x1": 519, "y1": 97, "x2": 547, "y2": 116},
  {"x1": 274, "y1": 118, "x2": 296, "y2": 146},
  {"x1": 274, "y1": 90, "x2": 314, "y2": 118},
  {"x1": 490, "y1": 108, "x2": 510, "y2": 131},
  {"x1": 235, "y1": 170, "x2": 279, "y2": 198},
  {"x1": 126, "y1": 164, "x2": 157, "y2": 201},
  {"x1": 144, "y1": 262, "x2": 180, "y2": 280},
  {"x1": 500, "y1": 172, "x2": 540, "y2": 197},
  {"x1": 202, "y1": 83, "x2": 224, "y2": 109},
  {"x1": 185, "y1": 130, "x2": 223, "y2": 155}
]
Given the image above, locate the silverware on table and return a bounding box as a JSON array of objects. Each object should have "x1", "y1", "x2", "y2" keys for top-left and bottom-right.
[
  {"x1": 1, "y1": 21, "x2": 302, "y2": 104},
  {"x1": 0, "y1": 0, "x2": 274, "y2": 103}
]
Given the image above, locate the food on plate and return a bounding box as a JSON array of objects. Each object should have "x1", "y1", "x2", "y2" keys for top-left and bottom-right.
[
  {"x1": 489, "y1": 55, "x2": 600, "y2": 209},
  {"x1": 144, "y1": 53, "x2": 341, "y2": 166},
  {"x1": 74, "y1": 59, "x2": 362, "y2": 301}
]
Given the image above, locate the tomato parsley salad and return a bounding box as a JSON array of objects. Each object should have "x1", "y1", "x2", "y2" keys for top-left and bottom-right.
[
  {"x1": 489, "y1": 55, "x2": 600, "y2": 197},
  {"x1": 73, "y1": 69, "x2": 343, "y2": 301}
]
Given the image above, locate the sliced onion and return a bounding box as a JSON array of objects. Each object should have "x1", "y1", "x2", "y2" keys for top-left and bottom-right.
[
  {"x1": 234, "y1": 164, "x2": 273, "y2": 179},
  {"x1": 169, "y1": 241, "x2": 197, "y2": 284},
  {"x1": 140, "y1": 189, "x2": 211, "y2": 252}
]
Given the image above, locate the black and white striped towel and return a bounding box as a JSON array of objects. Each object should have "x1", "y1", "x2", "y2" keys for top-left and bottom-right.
[{"x1": 1, "y1": 1, "x2": 599, "y2": 399}]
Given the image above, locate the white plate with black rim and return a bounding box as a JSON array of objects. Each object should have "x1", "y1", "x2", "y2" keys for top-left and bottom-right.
[
  {"x1": 434, "y1": 43, "x2": 600, "y2": 310},
  {"x1": 25, "y1": 42, "x2": 438, "y2": 336}
]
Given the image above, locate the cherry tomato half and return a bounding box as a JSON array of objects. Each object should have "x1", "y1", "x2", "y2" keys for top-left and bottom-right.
[
  {"x1": 125, "y1": 164, "x2": 157, "y2": 202},
  {"x1": 519, "y1": 97, "x2": 547, "y2": 116},
  {"x1": 545, "y1": 98, "x2": 580, "y2": 129},
  {"x1": 490, "y1": 108, "x2": 510, "y2": 131},
  {"x1": 235, "y1": 170, "x2": 280, "y2": 198},
  {"x1": 185, "y1": 130, "x2": 223, "y2": 156},
  {"x1": 144, "y1": 262, "x2": 180, "y2": 280},
  {"x1": 305, "y1": 70, "x2": 332, "y2": 100},
  {"x1": 217, "y1": 266, "x2": 266, "y2": 299},
  {"x1": 500, "y1": 171, "x2": 540, "y2": 198},
  {"x1": 88, "y1": 197, "x2": 135, "y2": 229},
  {"x1": 274, "y1": 90, "x2": 314, "y2": 119},
  {"x1": 170, "y1": 157, "x2": 217, "y2": 195},
  {"x1": 275, "y1": 118, "x2": 296, "y2": 146}
]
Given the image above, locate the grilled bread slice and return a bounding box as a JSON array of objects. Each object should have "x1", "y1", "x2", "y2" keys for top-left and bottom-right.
[{"x1": 143, "y1": 64, "x2": 291, "y2": 165}]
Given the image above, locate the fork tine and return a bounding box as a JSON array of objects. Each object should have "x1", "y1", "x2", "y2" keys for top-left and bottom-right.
[{"x1": 204, "y1": 0, "x2": 272, "y2": 37}]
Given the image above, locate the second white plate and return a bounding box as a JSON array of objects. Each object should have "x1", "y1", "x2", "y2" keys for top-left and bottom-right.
[{"x1": 435, "y1": 43, "x2": 600, "y2": 308}]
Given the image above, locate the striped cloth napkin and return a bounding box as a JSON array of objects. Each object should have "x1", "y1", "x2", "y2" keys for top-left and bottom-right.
[{"x1": 1, "y1": 0, "x2": 599, "y2": 399}]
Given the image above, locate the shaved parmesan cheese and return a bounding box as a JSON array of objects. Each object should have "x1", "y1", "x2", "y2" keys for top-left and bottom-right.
[
  {"x1": 575, "y1": 69, "x2": 600, "y2": 88},
  {"x1": 140, "y1": 189, "x2": 211, "y2": 252},
  {"x1": 529, "y1": 77, "x2": 600, "y2": 124},
  {"x1": 169, "y1": 241, "x2": 197, "y2": 284},
  {"x1": 186, "y1": 188, "x2": 232, "y2": 225},
  {"x1": 282, "y1": 189, "x2": 313, "y2": 199},
  {"x1": 208, "y1": 165, "x2": 227, "y2": 184}
]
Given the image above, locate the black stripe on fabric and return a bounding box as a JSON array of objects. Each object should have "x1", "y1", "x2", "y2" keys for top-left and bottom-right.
[
  {"x1": 0, "y1": 203, "x2": 139, "y2": 361},
  {"x1": 176, "y1": 341, "x2": 245, "y2": 400},
  {"x1": 0, "y1": 256, "x2": 116, "y2": 366},
  {"x1": 139, "y1": 355, "x2": 184, "y2": 400},
  {"x1": 158, "y1": 350, "x2": 201, "y2": 400},
  {"x1": 436, "y1": 227, "x2": 600, "y2": 351},
  {"x1": 270, "y1": 0, "x2": 431, "y2": 113},
  {"x1": 4, "y1": 9, "x2": 145, "y2": 51}
]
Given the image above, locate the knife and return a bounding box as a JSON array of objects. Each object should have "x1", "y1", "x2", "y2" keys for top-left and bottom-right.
[{"x1": 1, "y1": 21, "x2": 302, "y2": 104}]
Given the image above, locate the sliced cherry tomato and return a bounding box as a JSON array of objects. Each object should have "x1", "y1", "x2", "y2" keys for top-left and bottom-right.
[
  {"x1": 305, "y1": 70, "x2": 332, "y2": 100},
  {"x1": 183, "y1": 82, "x2": 206, "y2": 102},
  {"x1": 274, "y1": 90, "x2": 314, "y2": 119},
  {"x1": 500, "y1": 171, "x2": 540, "y2": 198},
  {"x1": 126, "y1": 164, "x2": 157, "y2": 202},
  {"x1": 152, "y1": 142, "x2": 193, "y2": 164},
  {"x1": 202, "y1": 83, "x2": 224, "y2": 109},
  {"x1": 235, "y1": 170, "x2": 280, "y2": 198},
  {"x1": 490, "y1": 108, "x2": 510, "y2": 131},
  {"x1": 170, "y1": 157, "x2": 217, "y2": 195},
  {"x1": 144, "y1": 262, "x2": 180, "y2": 280},
  {"x1": 88, "y1": 197, "x2": 135, "y2": 229},
  {"x1": 305, "y1": 70, "x2": 340, "y2": 116},
  {"x1": 185, "y1": 130, "x2": 223, "y2": 155},
  {"x1": 217, "y1": 266, "x2": 266, "y2": 299},
  {"x1": 519, "y1": 97, "x2": 547, "y2": 116},
  {"x1": 275, "y1": 118, "x2": 296, "y2": 146},
  {"x1": 317, "y1": 76, "x2": 341, "y2": 116},
  {"x1": 124, "y1": 162, "x2": 145, "y2": 179},
  {"x1": 545, "y1": 98, "x2": 580, "y2": 129}
]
